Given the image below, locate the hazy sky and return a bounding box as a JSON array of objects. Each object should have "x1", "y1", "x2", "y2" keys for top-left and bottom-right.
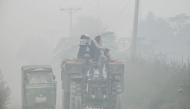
[
  {"x1": 1, "y1": 0, "x2": 190, "y2": 44},
  {"x1": 0, "y1": 0, "x2": 190, "y2": 108}
]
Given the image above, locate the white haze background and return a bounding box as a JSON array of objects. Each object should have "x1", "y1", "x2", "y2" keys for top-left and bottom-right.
[{"x1": 0, "y1": 0, "x2": 190, "y2": 108}]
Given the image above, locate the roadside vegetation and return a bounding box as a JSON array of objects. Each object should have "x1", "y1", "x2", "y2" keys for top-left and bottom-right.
[
  {"x1": 0, "y1": 71, "x2": 11, "y2": 109},
  {"x1": 124, "y1": 55, "x2": 190, "y2": 109}
]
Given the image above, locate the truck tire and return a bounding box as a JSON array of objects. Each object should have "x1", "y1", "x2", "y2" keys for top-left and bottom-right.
[
  {"x1": 52, "y1": 106, "x2": 56, "y2": 109},
  {"x1": 70, "y1": 81, "x2": 82, "y2": 109},
  {"x1": 70, "y1": 81, "x2": 76, "y2": 109},
  {"x1": 75, "y1": 96, "x2": 82, "y2": 109},
  {"x1": 115, "y1": 94, "x2": 122, "y2": 109},
  {"x1": 63, "y1": 90, "x2": 70, "y2": 109},
  {"x1": 22, "y1": 105, "x2": 27, "y2": 109},
  {"x1": 70, "y1": 81, "x2": 77, "y2": 109}
]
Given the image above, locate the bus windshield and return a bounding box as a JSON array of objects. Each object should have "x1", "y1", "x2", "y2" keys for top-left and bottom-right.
[{"x1": 27, "y1": 72, "x2": 54, "y2": 84}]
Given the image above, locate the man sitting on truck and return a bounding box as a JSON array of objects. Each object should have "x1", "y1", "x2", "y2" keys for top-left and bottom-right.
[
  {"x1": 84, "y1": 62, "x2": 99, "y2": 93},
  {"x1": 84, "y1": 59, "x2": 107, "y2": 93},
  {"x1": 98, "y1": 55, "x2": 108, "y2": 79},
  {"x1": 87, "y1": 61, "x2": 100, "y2": 78},
  {"x1": 91, "y1": 35, "x2": 106, "y2": 60},
  {"x1": 77, "y1": 34, "x2": 106, "y2": 60},
  {"x1": 77, "y1": 34, "x2": 90, "y2": 58},
  {"x1": 87, "y1": 56, "x2": 107, "y2": 79}
]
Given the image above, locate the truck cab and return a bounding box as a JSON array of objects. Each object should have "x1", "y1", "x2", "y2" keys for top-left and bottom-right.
[{"x1": 21, "y1": 65, "x2": 56, "y2": 109}]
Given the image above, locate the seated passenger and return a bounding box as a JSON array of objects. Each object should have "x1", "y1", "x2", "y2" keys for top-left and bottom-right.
[
  {"x1": 84, "y1": 62, "x2": 100, "y2": 93},
  {"x1": 91, "y1": 35, "x2": 105, "y2": 60},
  {"x1": 84, "y1": 53, "x2": 108, "y2": 93},
  {"x1": 77, "y1": 34, "x2": 90, "y2": 58},
  {"x1": 87, "y1": 58, "x2": 107, "y2": 79},
  {"x1": 98, "y1": 55, "x2": 108, "y2": 79},
  {"x1": 87, "y1": 62, "x2": 100, "y2": 79}
]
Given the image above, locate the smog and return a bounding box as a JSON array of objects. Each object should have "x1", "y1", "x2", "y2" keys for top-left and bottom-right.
[{"x1": 0, "y1": 0, "x2": 190, "y2": 109}]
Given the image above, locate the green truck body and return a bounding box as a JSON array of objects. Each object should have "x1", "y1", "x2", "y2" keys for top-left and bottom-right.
[{"x1": 21, "y1": 65, "x2": 56, "y2": 109}]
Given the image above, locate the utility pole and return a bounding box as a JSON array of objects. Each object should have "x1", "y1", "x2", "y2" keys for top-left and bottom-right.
[
  {"x1": 98, "y1": 0, "x2": 100, "y2": 19},
  {"x1": 60, "y1": 7, "x2": 81, "y2": 37},
  {"x1": 131, "y1": 0, "x2": 140, "y2": 58}
]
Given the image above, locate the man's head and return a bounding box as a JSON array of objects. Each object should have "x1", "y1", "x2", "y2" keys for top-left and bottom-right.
[
  {"x1": 80, "y1": 35, "x2": 86, "y2": 39},
  {"x1": 95, "y1": 35, "x2": 101, "y2": 43},
  {"x1": 84, "y1": 34, "x2": 90, "y2": 39}
]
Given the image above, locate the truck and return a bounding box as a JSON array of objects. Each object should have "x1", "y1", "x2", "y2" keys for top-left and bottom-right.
[
  {"x1": 21, "y1": 65, "x2": 57, "y2": 109},
  {"x1": 61, "y1": 59, "x2": 124, "y2": 109}
]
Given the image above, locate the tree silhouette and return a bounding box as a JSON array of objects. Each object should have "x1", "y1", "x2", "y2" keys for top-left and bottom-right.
[
  {"x1": 137, "y1": 12, "x2": 174, "y2": 55},
  {"x1": 168, "y1": 14, "x2": 190, "y2": 56},
  {"x1": 0, "y1": 71, "x2": 11, "y2": 109},
  {"x1": 168, "y1": 14, "x2": 190, "y2": 34}
]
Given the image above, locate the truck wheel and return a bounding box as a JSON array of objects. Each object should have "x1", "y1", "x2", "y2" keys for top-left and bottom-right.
[
  {"x1": 70, "y1": 81, "x2": 81, "y2": 109},
  {"x1": 75, "y1": 96, "x2": 82, "y2": 109},
  {"x1": 63, "y1": 90, "x2": 70, "y2": 109},
  {"x1": 115, "y1": 94, "x2": 122, "y2": 109},
  {"x1": 52, "y1": 106, "x2": 56, "y2": 109},
  {"x1": 70, "y1": 82, "x2": 77, "y2": 109},
  {"x1": 22, "y1": 105, "x2": 26, "y2": 109}
]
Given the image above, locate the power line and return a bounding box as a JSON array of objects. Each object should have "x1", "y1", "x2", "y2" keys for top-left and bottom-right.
[
  {"x1": 78, "y1": 0, "x2": 88, "y2": 7},
  {"x1": 60, "y1": 0, "x2": 87, "y2": 14},
  {"x1": 101, "y1": 0, "x2": 133, "y2": 32},
  {"x1": 82, "y1": 0, "x2": 97, "y2": 9},
  {"x1": 88, "y1": 0, "x2": 108, "y2": 10}
]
